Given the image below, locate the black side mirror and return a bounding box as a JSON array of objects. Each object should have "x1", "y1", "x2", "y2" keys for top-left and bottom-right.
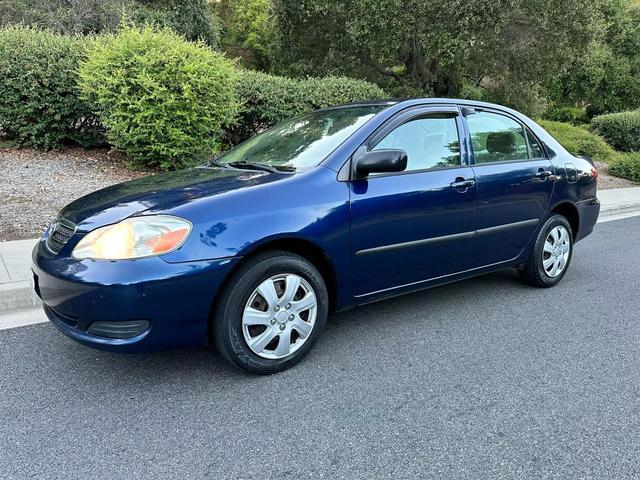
[{"x1": 355, "y1": 149, "x2": 408, "y2": 177}]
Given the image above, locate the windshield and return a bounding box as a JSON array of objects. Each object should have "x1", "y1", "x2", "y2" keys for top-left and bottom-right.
[{"x1": 217, "y1": 105, "x2": 388, "y2": 171}]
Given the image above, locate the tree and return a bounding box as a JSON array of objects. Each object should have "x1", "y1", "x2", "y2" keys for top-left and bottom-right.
[
  {"x1": 549, "y1": 0, "x2": 640, "y2": 115},
  {"x1": 218, "y1": 0, "x2": 275, "y2": 69},
  {"x1": 273, "y1": 0, "x2": 607, "y2": 116}
]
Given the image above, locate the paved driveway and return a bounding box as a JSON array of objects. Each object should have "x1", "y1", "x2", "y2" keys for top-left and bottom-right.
[{"x1": 2, "y1": 216, "x2": 639, "y2": 479}]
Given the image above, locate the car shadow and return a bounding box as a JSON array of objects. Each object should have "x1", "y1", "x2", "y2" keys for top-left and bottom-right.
[{"x1": 30, "y1": 268, "x2": 525, "y2": 386}]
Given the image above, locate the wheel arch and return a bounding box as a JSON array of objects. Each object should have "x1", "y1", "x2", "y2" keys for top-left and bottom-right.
[
  {"x1": 550, "y1": 202, "x2": 579, "y2": 239},
  {"x1": 208, "y1": 236, "x2": 339, "y2": 336}
]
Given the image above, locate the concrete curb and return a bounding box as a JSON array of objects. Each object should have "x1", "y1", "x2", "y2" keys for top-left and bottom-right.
[{"x1": 0, "y1": 281, "x2": 40, "y2": 312}]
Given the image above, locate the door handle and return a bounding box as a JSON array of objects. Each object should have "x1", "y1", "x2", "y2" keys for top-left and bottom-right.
[
  {"x1": 535, "y1": 169, "x2": 555, "y2": 180},
  {"x1": 450, "y1": 178, "x2": 476, "y2": 190}
]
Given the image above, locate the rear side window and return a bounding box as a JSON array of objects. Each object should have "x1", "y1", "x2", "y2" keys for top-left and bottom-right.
[
  {"x1": 372, "y1": 114, "x2": 461, "y2": 172},
  {"x1": 526, "y1": 129, "x2": 545, "y2": 158},
  {"x1": 467, "y1": 111, "x2": 529, "y2": 163}
]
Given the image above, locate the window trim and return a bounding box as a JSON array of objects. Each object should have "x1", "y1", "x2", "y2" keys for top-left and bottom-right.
[
  {"x1": 463, "y1": 107, "x2": 547, "y2": 166},
  {"x1": 339, "y1": 106, "x2": 467, "y2": 181}
]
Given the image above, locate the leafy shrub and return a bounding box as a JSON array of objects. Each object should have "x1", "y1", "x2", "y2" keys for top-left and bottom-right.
[
  {"x1": 0, "y1": 0, "x2": 220, "y2": 46},
  {"x1": 79, "y1": 26, "x2": 238, "y2": 170},
  {"x1": 608, "y1": 152, "x2": 640, "y2": 183},
  {"x1": 224, "y1": 70, "x2": 385, "y2": 144},
  {"x1": 302, "y1": 76, "x2": 387, "y2": 109},
  {"x1": 544, "y1": 106, "x2": 589, "y2": 125},
  {"x1": 591, "y1": 110, "x2": 640, "y2": 152},
  {"x1": 537, "y1": 120, "x2": 617, "y2": 163},
  {"x1": 0, "y1": 25, "x2": 100, "y2": 148}
]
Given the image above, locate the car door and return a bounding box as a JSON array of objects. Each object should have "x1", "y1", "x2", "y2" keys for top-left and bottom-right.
[
  {"x1": 349, "y1": 107, "x2": 477, "y2": 297},
  {"x1": 464, "y1": 108, "x2": 555, "y2": 266}
]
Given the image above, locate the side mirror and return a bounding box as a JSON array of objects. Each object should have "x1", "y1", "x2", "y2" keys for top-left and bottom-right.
[{"x1": 355, "y1": 149, "x2": 408, "y2": 177}]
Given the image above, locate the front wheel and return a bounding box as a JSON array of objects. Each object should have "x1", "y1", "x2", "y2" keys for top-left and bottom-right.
[
  {"x1": 212, "y1": 251, "x2": 329, "y2": 374},
  {"x1": 519, "y1": 214, "x2": 574, "y2": 288}
]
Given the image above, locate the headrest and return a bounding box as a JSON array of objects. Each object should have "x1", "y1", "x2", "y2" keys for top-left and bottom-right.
[{"x1": 486, "y1": 131, "x2": 516, "y2": 154}]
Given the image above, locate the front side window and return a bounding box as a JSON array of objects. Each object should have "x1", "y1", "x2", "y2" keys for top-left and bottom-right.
[
  {"x1": 217, "y1": 105, "x2": 388, "y2": 172},
  {"x1": 467, "y1": 111, "x2": 529, "y2": 164},
  {"x1": 372, "y1": 115, "x2": 461, "y2": 172}
]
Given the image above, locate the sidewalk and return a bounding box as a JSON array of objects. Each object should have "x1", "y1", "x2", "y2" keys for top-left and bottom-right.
[
  {"x1": 2, "y1": 186, "x2": 640, "y2": 314},
  {"x1": 0, "y1": 238, "x2": 38, "y2": 312}
]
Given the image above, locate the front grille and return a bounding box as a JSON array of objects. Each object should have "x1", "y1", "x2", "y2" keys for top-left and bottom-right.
[{"x1": 46, "y1": 218, "x2": 76, "y2": 254}]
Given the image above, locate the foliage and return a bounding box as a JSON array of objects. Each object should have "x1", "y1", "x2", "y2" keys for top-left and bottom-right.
[
  {"x1": 224, "y1": 70, "x2": 386, "y2": 145},
  {"x1": 549, "y1": 0, "x2": 640, "y2": 115},
  {"x1": 273, "y1": 0, "x2": 606, "y2": 116},
  {"x1": 591, "y1": 110, "x2": 640, "y2": 152},
  {"x1": 79, "y1": 26, "x2": 238, "y2": 170},
  {"x1": 0, "y1": 0, "x2": 220, "y2": 46},
  {"x1": 608, "y1": 152, "x2": 640, "y2": 182},
  {"x1": 0, "y1": 25, "x2": 100, "y2": 148},
  {"x1": 140, "y1": 0, "x2": 221, "y2": 47},
  {"x1": 543, "y1": 106, "x2": 590, "y2": 126},
  {"x1": 537, "y1": 120, "x2": 618, "y2": 163},
  {"x1": 218, "y1": 0, "x2": 274, "y2": 68}
]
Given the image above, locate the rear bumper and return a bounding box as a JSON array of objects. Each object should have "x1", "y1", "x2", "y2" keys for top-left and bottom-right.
[
  {"x1": 575, "y1": 197, "x2": 600, "y2": 242},
  {"x1": 32, "y1": 240, "x2": 240, "y2": 353}
]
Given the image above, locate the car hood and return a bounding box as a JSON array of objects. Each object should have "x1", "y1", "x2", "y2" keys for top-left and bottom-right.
[{"x1": 58, "y1": 166, "x2": 282, "y2": 231}]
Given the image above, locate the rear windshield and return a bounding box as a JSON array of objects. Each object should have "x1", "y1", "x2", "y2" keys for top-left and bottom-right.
[{"x1": 217, "y1": 105, "x2": 388, "y2": 171}]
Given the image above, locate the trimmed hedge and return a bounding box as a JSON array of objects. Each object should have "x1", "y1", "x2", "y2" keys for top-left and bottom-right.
[
  {"x1": 537, "y1": 120, "x2": 618, "y2": 163},
  {"x1": 79, "y1": 26, "x2": 238, "y2": 170},
  {"x1": 609, "y1": 152, "x2": 640, "y2": 183},
  {"x1": 224, "y1": 70, "x2": 386, "y2": 145},
  {"x1": 591, "y1": 111, "x2": 640, "y2": 152},
  {"x1": 0, "y1": 25, "x2": 100, "y2": 148}
]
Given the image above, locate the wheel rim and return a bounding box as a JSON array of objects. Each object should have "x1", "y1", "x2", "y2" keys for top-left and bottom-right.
[
  {"x1": 542, "y1": 225, "x2": 571, "y2": 278},
  {"x1": 242, "y1": 274, "x2": 317, "y2": 360}
]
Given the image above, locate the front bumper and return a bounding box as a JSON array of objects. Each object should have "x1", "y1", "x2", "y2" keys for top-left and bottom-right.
[{"x1": 32, "y1": 240, "x2": 240, "y2": 353}]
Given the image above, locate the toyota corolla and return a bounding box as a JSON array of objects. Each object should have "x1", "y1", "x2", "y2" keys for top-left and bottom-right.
[{"x1": 32, "y1": 99, "x2": 600, "y2": 373}]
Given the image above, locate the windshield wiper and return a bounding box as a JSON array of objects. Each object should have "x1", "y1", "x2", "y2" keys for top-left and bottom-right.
[
  {"x1": 228, "y1": 161, "x2": 288, "y2": 173},
  {"x1": 207, "y1": 159, "x2": 232, "y2": 169}
]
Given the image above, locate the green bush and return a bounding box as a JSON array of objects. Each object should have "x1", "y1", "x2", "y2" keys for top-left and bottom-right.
[
  {"x1": 591, "y1": 110, "x2": 640, "y2": 152},
  {"x1": 543, "y1": 106, "x2": 589, "y2": 125},
  {"x1": 302, "y1": 76, "x2": 387, "y2": 109},
  {"x1": 0, "y1": 0, "x2": 220, "y2": 47},
  {"x1": 224, "y1": 70, "x2": 385, "y2": 144},
  {"x1": 0, "y1": 25, "x2": 100, "y2": 148},
  {"x1": 537, "y1": 120, "x2": 618, "y2": 163},
  {"x1": 79, "y1": 26, "x2": 238, "y2": 170},
  {"x1": 608, "y1": 152, "x2": 640, "y2": 183}
]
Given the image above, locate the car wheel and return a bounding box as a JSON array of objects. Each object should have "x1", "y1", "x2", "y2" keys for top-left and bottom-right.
[
  {"x1": 212, "y1": 250, "x2": 329, "y2": 374},
  {"x1": 519, "y1": 214, "x2": 574, "y2": 288}
]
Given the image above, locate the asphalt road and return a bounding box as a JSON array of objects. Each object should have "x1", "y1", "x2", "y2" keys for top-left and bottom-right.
[{"x1": 2, "y1": 216, "x2": 640, "y2": 479}]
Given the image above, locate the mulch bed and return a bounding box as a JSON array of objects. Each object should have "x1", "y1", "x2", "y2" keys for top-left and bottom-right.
[{"x1": 0, "y1": 147, "x2": 156, "y2": 241}]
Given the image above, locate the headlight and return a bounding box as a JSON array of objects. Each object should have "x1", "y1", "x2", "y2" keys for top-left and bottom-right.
[{"x1": 72, "y1": 215, "x2": 192, "y2": 260}]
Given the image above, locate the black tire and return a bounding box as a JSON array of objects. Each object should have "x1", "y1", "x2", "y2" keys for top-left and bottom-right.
[
  {"x1": 212, "y1": 250, "x2": 329, "y2": 374},
  {"x1": 519, "y1": 214, "x2": 574, "y2": 288}
]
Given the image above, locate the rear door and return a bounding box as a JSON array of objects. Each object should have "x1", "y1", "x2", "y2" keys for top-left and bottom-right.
[
  {"x1": 464, "y1": 108, "x2": 555, "y2": 266},
  {"x1": 349, "y1": 107, "x2": 477, "y2": 297}
]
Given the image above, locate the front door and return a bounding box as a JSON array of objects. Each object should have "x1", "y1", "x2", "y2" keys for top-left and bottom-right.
[
  {"x1": 349, "y1": 109, "x2": 476, "y2": 297},
  {"x1": 464, "y1": 109, "x2": 555, "y2": 266}
]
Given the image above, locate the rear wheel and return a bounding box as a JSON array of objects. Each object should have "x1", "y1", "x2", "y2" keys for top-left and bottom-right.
[
  {"x1": 213, "y1": 251, "x2": 328, "y2": 374},
  {"x1": 519, "y1": 214, "x2": 573, "y2": 288}
]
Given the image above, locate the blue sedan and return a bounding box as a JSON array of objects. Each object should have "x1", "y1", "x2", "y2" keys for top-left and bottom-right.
[{"x1": 32, "y1": 99, "x2": 600, "y2": 373}]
